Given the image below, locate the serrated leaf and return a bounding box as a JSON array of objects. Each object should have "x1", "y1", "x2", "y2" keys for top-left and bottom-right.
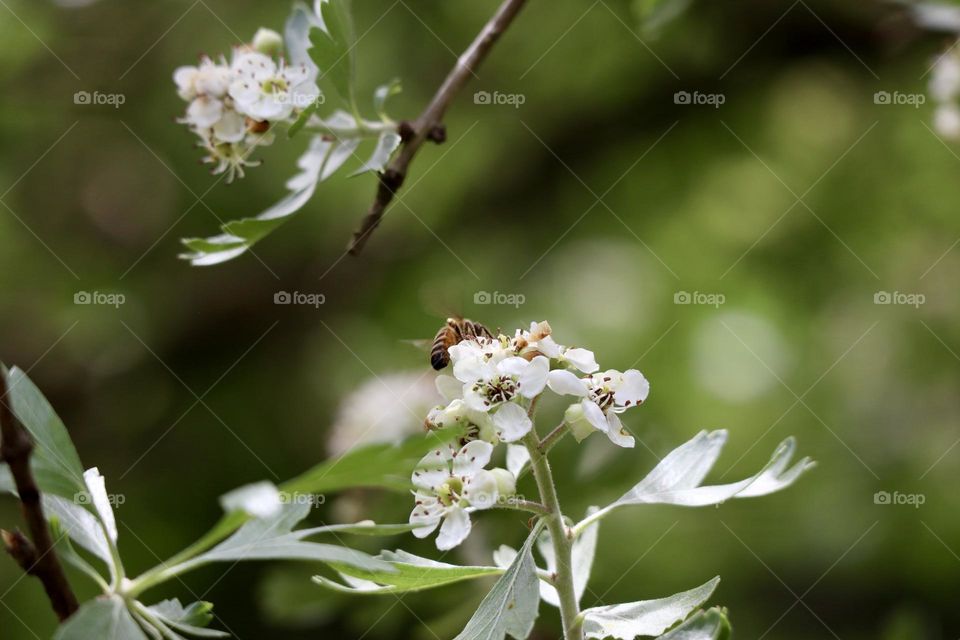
[
  {"x1": 145, "y1": 599, "x2": 229, "y2": 638},
  {"x1": 311, "y1": 0, "x2": 356, "y2": 103},
  {"x1": 180, "y1": 136, "x2": 331, "y2": 266},
  {"x1": 581, "y1": 430, "x2": 814, "y2": 528},
  {"x1": 280, "y1": 427, "x2": 463, "y2": 495},
  {"x1": 659, "y1": 607, "x2": 731, "y2": 640},
  {"x1": 317, "y1": 549, "x2": 503, "y2": 594},
  {"x1": 351, "y1": 130, "x2": 401, "y2": 175},
  {"x1": 454, "y1": 524, "x2": 541, "y2": 640},
  {"x1": 188, "y1": 503, "x2": 393, "y2": 573},
  {"x1": 285, "y1": 1, "x2": 321, "y2": 74},
  {"x1": 581, "y1": 577, "x2": 720, "y2": 639},
  {"x1": 2, "y1": 365, "x2": 86, "y2": 500},
  {"x1": 54, "y1": 596, "x2": 148, "y2": 640}
]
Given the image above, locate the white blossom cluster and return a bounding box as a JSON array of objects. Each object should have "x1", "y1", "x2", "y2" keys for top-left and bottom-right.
[
  {"x1": 410, "y1": 321, "x2": 649, "y2": 550},
  {"x1": 173, "y1": 29, "x2": 320, "y2": 182},
  {"x1": 930, "y1": 46, "x2": 960, "y2": 139}
]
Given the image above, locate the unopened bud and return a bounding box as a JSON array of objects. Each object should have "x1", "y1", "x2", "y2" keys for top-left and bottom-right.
[
  {"x1": 252, "y1": 28, "x2": 283, "y2": 56},
  {"x1": 564, "y1": 404, "x2": 594, "y2": 442},
  {"x1": 490, "y1": 468, "x2": 516, "y2": 497}
]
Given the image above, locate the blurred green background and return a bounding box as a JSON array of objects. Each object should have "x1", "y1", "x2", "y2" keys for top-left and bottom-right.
[{"x1": 1, "y1": 0, "x2": 958, "y2": 638}]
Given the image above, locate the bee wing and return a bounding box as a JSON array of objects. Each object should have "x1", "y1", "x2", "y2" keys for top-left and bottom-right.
[{"x1": 402, "y1": 338, "x2": 434, "y2": 353}]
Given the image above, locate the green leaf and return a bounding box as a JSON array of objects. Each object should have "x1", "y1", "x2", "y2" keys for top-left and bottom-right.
[
  {"x1": 580, "y1": 577, "x2": 720, "y2": 639},
  {"x1": 351, "y1": 130, "x2": 401, "y2": 176},
  {"x1": 579, "y1": 430, "x2": 814, "y2": 529},
  {"x1": 45, "y1": 494, "x2": 113, "y2": 566},
  {"x1": 281, "y1": 427, "x2": 463, "y2": 495},
  {"x1": 285, "y1": 2, "x2": 321, "y2": 73},
  {"x1": 373, "y1": 79, "x2": 401, "y2": 121},
  {"x1": 188, "y1": 503, "x2": 393, "y2": 573},
  {"x1": 316, "y1": 549, "x2": 503, "y2": 594},
  {"x1": 311, "y1": 0, "x2": 356, "y2": 103},
  {"x1": 453, "y1": 523, "x2": 541, "y2": 640},
  {"x1": 2, "y1": 365, "x2": 86, "y2": 500},
  {"x1": 659, "y1": 607, "x2": 731, "y2": 640},
  {"x1": 180, "y1": 136, "x2": 332, "y2": 266},
  {"x1": 50, "y1": 517, "x2": 110, "y2": 590},
  {"x1": 54, "y1": 596, "x2": 148, "y2": 640},
  {"x1": 144, "y1": 599, "x2": 229, "y2": 638}
]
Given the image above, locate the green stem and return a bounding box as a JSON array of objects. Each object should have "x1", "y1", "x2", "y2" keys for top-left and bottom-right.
[
  {"x1": 538, "y1": 422, "x2": 568, "y2": 455},
  {"x1": 522, "y1": 432, "x2": 583, "y2": 640}
]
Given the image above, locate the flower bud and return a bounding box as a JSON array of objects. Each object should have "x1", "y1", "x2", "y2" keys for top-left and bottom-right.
[
  {"x1": 252, "y1": 28, "x2": 283, "y2": 56},
  {"x1": 564, "y1": 403, "x2": 595, "y2": 442},
  {"x1": 490, "y1": 468, "x2": 516, "y2": 497}
]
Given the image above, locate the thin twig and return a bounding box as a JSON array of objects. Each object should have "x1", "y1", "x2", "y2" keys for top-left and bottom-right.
[
  {"x1": 0, "y1": 371, "x2": 78, "y2": 621},
  {"x1": 538, "y1": 422, "x2": 568, "y2": 454},
  {"x1": 348, "y1": 0, "x2": 530, "y2": 254}
]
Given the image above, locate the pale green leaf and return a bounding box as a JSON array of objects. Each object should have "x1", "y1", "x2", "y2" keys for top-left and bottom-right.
[
  {"x1": 285, "y1": 2, "x2": 321, "y2": 74},
  {"x1": 2, "y1": 365, "x2": 86, "y2": 500},
  {"x1": 580, "y1": 430, "x2": 814, "y2": 529},
  {"x1": 311, "y1": 0, "x2": 356, "y2": 103},
  {"x1": 189, "y1": 503, "x2": 393, "y2": 573},
  {"x1": 351, "y1": 130, "x2": 401, "y2": 175},
  {"x1": 659, "y1": 607, "x2": 732, "y2": 640},
  {"x1": 50, "y1": 518, "x2": 110, "y2": 591},
  {"x1": 145, "y1": 599, "x2": 229, "y2": 638},
  {"x1": 54, "y1": 596, "x2": 148, "y2": 640},
  {"x1": 373, "y1": 79, "x2": 401, "y2": 121},
  {"x1": 453, "y1": 523, "x2": 541, "y2": 640},
  {"x1": 317, "y1": 549, "x2": 503, "y2": 594},
  {"x1": 280, "y1": 427, "x2": 463, "y2": 495},
  {"x1": 581, "y1": 577, "x2": 720, "y2": 639},
  {"x1": 44, "y1": 494, "x2": 113, "y2": 565}
]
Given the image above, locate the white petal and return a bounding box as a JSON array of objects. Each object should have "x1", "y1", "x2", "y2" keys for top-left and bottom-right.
[
  {"x1": 213, "y1": 109, "x2": 246, "y2": 143},
  {"x1": 518, "y1": 355, "x2": 549, "y2": 398},
  {"x1": 498, "y1": 356, "x2": 531, "y2": 377},
  {"x1": 453, "y1": 440, "x2": 493, "y2": 476},
  {"x1": 186, "y1": 96, "x2": 223, "y2": 128},
  {"x1": 604, "y1": 412, "x2": 635, "y2": 448},
  {"x1": 614, "y1": 370, "x2": 650, "y2": 407},
  {"x1": 435, "y1": 375, "x2": 462, "y2": 401},
  {"x1": 411, "y1": 445, "x2": 453, "y2": 491},
  {"x1": 464, "y1": 388, "x2": 491, "y2": 412},
  {"x1": 536, "y1": 335, "x2": 563, "y2": 358},
  {"x1": 173, "y1": 66, "x2": 198, "y2": 100},
  {"x1": 409, "y1": 502, "x2": 442, "y2": 539},
  {"x1": 506, "y1": 444, "x2": 531, "y2": 479},
  {"x1": 581, "y1": 399, "x2": 609, "y2": 433},
  {"x1": 564, "y1": 347, "x2": 599, "y2": 374},
  {"x1": 493, "y1": 403, "x2": 532, "y2": 442},
  {"x1": 548, "y1": 370, "x2": 588, "y2": 397},
  {"x1": 229, "y1": 78, "x2": 261, "y2": 108},
  {"x1": 463, "y1": 470, "x2": 499, "y2": 511},
  {"x1": 436, "y1": 508, "x2": 471, "y2": 550},
  {"x1": 232, "y1": 51, "x2": 276, "y2": 79}
]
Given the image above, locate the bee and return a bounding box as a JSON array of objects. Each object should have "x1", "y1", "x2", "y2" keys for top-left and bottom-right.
[{"x1": 430, "y1": 317, "x2": 493, "y2": 370}]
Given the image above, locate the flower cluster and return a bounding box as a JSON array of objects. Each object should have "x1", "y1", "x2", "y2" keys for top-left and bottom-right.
[
  {"x1": 173, "y1": 29, "x2": 320, "y2": 182},
  {"x1": 411, "y1": 321, "x2": 649, "y2": 549},
  {"x1": 930, "y1": 46, "x2": 960, "y2": 139}
]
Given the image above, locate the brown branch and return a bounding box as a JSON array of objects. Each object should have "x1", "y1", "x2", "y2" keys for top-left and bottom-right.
[
  {"x1": 0, "y1": 371, "x2": 78, "y2": 621},
  {"x1": 347, "y1": 0, "x2": 530, "y2": 254}
]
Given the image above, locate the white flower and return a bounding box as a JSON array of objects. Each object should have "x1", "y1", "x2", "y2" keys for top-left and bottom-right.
[
  {"x1": 514, "y1": 321, "x2": 598, "y2": 373},
  {"x1": 229, "y1": 52, "x2": 319, "y2": 122},
  {"x1": 173, "y1": 56, "x2": 232, "y2": 101},
  {"x1": 930, "y1": 51, "x2": 960, "y2": 103},
  {"x1": 935, "y1": 103, "x2": 960, "y2": 139},
  {"x1": 547, "y1": 368, "x2": 649, "y2": 448},
  {"x1": 409, "y1": 441, "x2": 499, "y2": 550}
]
